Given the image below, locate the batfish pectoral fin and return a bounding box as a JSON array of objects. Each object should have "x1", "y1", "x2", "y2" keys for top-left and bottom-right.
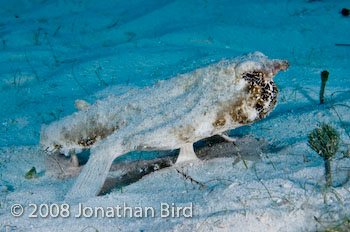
[
  {"x1": 65, "y1": 141, "x2": 124, "y2": 200},
  {"x1": 69, "y1": 150, "x2": 79, "y2": 167},
  {"x1": 175, "y1": 143, "x2": 199, "y2": 164}
]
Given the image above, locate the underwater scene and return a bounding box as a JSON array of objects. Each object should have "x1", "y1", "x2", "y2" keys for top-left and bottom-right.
[{"x1": 0, "y1": 0, "x2": 350, "y2": 231}]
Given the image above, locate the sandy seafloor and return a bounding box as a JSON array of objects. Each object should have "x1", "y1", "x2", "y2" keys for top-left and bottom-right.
[{"x1": 1, "y1": 0, "x2": 350, "y2": 231}]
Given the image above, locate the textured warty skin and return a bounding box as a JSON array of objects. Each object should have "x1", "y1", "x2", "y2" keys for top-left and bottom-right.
[{"x1": 40, "y1": 52, "x2": 289, "y2": 199}]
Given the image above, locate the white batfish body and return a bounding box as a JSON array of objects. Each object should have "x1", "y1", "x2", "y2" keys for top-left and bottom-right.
[{"x1": 40, "y1": 52, "x2": 289, "y2": 199}]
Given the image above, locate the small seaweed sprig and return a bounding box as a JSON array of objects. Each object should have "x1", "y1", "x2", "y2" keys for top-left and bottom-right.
[
  {"x1": 320, "y1": 70, "x2": 329, "y2": 104},
  {"x1": 308, "y1": 123, "x2": 340, "y2": 187}
]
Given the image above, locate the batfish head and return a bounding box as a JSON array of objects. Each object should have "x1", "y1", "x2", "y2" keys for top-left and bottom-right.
[{"x1": 236, "y1": 52, "x2": 289, "y2": 122}]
